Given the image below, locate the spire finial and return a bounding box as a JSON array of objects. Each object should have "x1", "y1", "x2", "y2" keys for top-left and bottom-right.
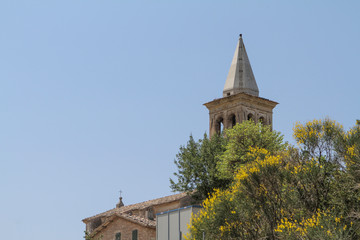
[{"x1": 239, "y1": 33, "x2": 242, "y2": 38}]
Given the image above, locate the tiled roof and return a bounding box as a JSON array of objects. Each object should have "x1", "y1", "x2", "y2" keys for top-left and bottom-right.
[
  {"x1": 119, "y1": 213, "x2": 156, "y2": 228},
  {"x1": 82, "y1": 192, "x2": 188, "y2": 222}
]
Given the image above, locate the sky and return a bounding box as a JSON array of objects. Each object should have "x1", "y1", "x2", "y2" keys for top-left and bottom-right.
[{"x1": 1, "y1": 1, "x2": 359, "y2": 239}]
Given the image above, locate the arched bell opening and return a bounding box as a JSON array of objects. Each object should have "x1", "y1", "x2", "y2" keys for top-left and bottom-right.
[
  {"x1": 228, "y1": 114, "x2": 236, "y2": 128},
  {"x1": 215, "y1": 117, "x2": 224, "y2": 134},
  {"x1": 259, "y1": 116, "x2": 266, "y2": 125}
]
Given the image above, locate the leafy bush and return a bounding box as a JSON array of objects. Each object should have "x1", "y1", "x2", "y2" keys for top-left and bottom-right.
[{"x1": 183, "y1": 119, "x2": 360, "y2": 240}]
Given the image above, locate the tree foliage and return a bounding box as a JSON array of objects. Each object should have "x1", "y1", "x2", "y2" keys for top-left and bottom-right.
[
  {"x1": 170, "y1": 133, "x2": 230, "y2": 200},
  {"x1": 84, "y1": 231, "x2": 103, "y2": 240},
  {"x1": 186, "y1": 119, "x2": 360, "y2": 240},
  {"x1": 217, "y1": 120, "x2": 286, "y2": 179},
  {"x1": 170, "y1": 121, "x2": 286, "y2": 201}
]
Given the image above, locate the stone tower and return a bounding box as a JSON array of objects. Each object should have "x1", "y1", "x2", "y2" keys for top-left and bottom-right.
[{"x1": 204, "y1": 35, "x2": 278, "y2": 137}]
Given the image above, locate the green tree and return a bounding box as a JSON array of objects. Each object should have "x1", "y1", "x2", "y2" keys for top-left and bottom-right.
[
  {"x1": 170, "y1": 133, "x2": 230, "y2": 200},
  {"x1": 217, "y1": 120, "x2": 286, "y2": 179}
]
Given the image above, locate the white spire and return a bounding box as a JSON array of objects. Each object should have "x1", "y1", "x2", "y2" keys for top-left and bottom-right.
[{"x1": 223, "y1": 34, "x2": 259, "y2": 97}]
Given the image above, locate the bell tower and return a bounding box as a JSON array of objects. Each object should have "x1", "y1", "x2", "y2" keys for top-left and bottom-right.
[{"x1": 204, "y1": 34, "x2": 278, "y2": 137}]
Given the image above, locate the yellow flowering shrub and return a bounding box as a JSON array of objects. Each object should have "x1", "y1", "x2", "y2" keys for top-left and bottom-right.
[
  {"x1": 187, "y1": 147, "x2": 286, "y2": 239},
  {"x1": 185, "y1": 119, "x2": 360, "y2": 240},
  {"x1": 275, "y1": 211, "x2": 353, "y2": 239},
  {"x1": 343, "y1": 123, "x2": 360, "y2": 167},
  {"x1": 293, "y1": 119, "x2": 344, "y2": 162}
]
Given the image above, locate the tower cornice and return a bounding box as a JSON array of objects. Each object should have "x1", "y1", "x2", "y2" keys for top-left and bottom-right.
[{"x1": 204, "y1": 92, "x2": 278, "y2": 110}]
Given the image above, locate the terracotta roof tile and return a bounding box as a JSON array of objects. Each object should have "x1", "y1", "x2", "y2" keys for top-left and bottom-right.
[
  {"x1": 118, "y1": 213, "x2": 156, "y2": 228},
  {"x1": 82, "y1": 192, "x2": 187, "y2": 222}
]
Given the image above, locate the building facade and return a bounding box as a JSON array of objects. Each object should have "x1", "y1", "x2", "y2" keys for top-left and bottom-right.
[{"x1": 82, "y1": 193, "x2": 192, "y2": 240}]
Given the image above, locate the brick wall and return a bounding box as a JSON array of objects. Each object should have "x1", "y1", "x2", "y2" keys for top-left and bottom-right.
[{"x1": 93, "y1": 217, "x2": 155, "y2": 240}]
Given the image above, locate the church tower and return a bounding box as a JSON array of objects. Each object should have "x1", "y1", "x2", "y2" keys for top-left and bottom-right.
[{"x1": 204, "y1": 35, "x2": 278, "y2": 137}]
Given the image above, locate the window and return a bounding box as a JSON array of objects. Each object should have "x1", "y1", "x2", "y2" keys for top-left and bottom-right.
[
  {"x1": 115, "y1": 232, "x2": 121, "y2": 240},
  {"x1": 132, "y1": 230, "x2": 138, "y2": 240},
  {"x1": 247, "y1": 113, "x2": 253, "y2": 121}
]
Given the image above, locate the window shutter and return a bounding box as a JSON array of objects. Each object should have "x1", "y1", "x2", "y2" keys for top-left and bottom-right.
[{"x1": 132, "y1": 229, "x2": 138, "y2": 240}]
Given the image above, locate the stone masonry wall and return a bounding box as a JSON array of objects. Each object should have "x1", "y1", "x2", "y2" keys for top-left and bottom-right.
[{"x1": 93, "y1": 217, "x2": 155, "y2": 240}]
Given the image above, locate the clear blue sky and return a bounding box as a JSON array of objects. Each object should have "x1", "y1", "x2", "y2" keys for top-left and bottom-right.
[{"x1": 1, "y1": 1, "x2": 359, "y2": 239}]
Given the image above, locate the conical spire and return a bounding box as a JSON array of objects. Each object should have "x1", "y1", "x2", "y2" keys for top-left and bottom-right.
[{"x1": 223, "y1": 34, "x2": 259, "y2": 97}]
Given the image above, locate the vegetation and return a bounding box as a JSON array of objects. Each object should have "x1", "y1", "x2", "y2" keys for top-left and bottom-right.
[
  {"x1": 171, "y1": 119, "x2": 360, "y2": 240},
  {"x1": 170, "y1": 121, "x2": 285, "y2": 200},
  {"x1": 170, "y1": 133, "x2": 229, "y2": 200},
  {"x1": 84, "y1": 231, "x2": 103, "y2": 240},
  {"x1": 217, "y1": 120, "x2": 286, "y2": 180}
]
